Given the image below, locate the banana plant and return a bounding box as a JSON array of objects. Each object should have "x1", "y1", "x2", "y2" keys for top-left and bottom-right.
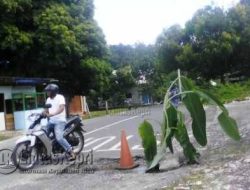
[{"x1": 138, "y1": 72, "x2": 241, "y2": 172}]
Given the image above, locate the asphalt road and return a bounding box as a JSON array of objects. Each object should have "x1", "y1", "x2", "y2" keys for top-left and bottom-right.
[
  {"x1": 1, "y1": 101, "x2": 248, "y2": 190},
  {"x1": 82, "y1": 105, "x2": 163, "y2": 158},
  {"x1": 0, "y1": 105, "x2": 163, "y2": 189},
  {"x1": 0, "y1": 105, "x2": 163, "y2": 155}
]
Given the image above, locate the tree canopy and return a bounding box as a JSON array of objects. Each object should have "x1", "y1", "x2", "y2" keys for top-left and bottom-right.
[
  {"x1": 1, "y1": 0, "x2": 250, "y2": 105},
  {"x1": 0, "y1": 0, "x2": 110, "y2": 97},
  {"x1": 156, "y1": 1, "x2": 250, "y2": 82}
]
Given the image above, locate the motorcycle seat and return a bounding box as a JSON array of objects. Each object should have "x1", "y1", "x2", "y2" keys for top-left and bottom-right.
[{"x1": 65, "y1": 116, "x2": 81, "y2": 128}]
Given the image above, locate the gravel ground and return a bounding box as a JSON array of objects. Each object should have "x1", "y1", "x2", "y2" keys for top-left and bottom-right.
[
  {"x1": 169, "y1": 101, "x2": 250, "y2": 190},
  {"x1": 63, "y1": 101, "x2": 250, "y2": 190}
]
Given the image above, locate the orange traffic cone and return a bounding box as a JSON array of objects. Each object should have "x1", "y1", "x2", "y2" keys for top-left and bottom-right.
[{"x1": 117, "y1": 130, "x2": 139, "y2": 170}]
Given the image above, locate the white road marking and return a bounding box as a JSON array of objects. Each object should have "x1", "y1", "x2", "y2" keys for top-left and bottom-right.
[
  {"x1": 85, "y1": 136, "x2": 115, "y2": 148},
  {"x1": 85, "y1": 137, "x2": 94, "y2": 142},
  {"x1": 85, "y1": 115, "x2": 139, "y2": 135},
  {"x1": 83, "y1": 136, "x2": 116, "y2": 152},
  {"x1": 131, "y1": 145, "x2": 143, "y2": 150},
  {"x1": 82, "y1": 112, "x2": 150, "y2": 152},
  {"x1": 82, "y1": 135, "x2": 145, "y2": 152},
  {"x1": 91, "y1": 136, "x2": 116, "y2": 151},
  {"x1": 106, "y1": 135, "x2": 133, "y2": 151}
]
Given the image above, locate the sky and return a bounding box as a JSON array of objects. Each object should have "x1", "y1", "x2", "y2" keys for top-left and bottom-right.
[{"x1": 93, "y1": 0, "x2": 240, "y2": 45}]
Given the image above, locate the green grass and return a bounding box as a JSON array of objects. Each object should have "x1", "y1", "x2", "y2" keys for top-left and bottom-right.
[
  {"x1": 207, "y1": 80, "x2": 250, "y2": 103},
  {"x1": 83, "y1": 108, "x2": 128, "y2": 119}
]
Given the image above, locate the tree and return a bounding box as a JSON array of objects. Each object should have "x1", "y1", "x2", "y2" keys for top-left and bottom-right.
[
  {"x1": 0, "y1": 0, "x2": 33, "y2": 75},
  {"x1": 156, "y1": 25, "x2": 184, "y2": 74},
  {"x1": 182, "y1": 6, "x2": 239, "y2": 82},
  {"x1": 108, "y1": 43, "x2": 161, "y2": 104},
  {"x1": 227, "y1": 1, "x2": 250, "y2": 77},
  {"x1": 109, "y1": 43, "x2": 157, "y2": 78},
  {"x1": 0, "y1": 0, "x2": 110, "y2": 97},
  {"x1": 156, "y1": 6, "x2": 243, "y2": 82},
  {"x1": 108, "y1": 65, "x2": 136, "y2": 106},
  {"x1": 109, "y1": 44, "x2": 135, "y2": 69}
]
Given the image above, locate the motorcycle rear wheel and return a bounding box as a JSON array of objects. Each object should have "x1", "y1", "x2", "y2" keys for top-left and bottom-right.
[
  {"x1": 67, "y1": 130, "x2": 84, "y2": 154},
  {"x1": 12, "y1": 141, "x2": 38, "y2": 171}
]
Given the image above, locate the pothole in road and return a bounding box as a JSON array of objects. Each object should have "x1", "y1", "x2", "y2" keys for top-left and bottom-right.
[
  {"x1": 61, "y1": 156, "x2": 147, "y2": 174},
  {"x1": 61, "y1": 154, "x2": 183, "y2": 175}
]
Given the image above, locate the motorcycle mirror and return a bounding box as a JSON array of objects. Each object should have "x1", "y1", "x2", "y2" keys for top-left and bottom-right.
[{"x1": 44, "y1": 104, "x2": 52, "y2": 109}]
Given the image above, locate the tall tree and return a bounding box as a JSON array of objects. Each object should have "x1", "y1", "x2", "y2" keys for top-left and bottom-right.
[
  {"x1": 156, "y1": 6, "x2": 240, "y2": 82},
  {"x1": 109, "y1": 44, "x2": 135, "y2": 69},
  {"x1": 228, "y1": 1, "x2": 250, "y2": 77},
  {"x1": 183, "y1": 6, "x2": 239, "y2": 81},
  {"x1": 109, "y1": 43, "x2": 160, "y2": 102},
  {"x1": 156, "y1": 25, "x2": 184, "y2": 74},
  {"x1": 0, "y1": 0, "x2": 110, "y2": 97}
]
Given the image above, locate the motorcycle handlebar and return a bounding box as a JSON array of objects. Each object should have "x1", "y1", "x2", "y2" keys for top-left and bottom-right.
[{"x1": 28, "y1": 113, "x2": 47, "y2": 129}]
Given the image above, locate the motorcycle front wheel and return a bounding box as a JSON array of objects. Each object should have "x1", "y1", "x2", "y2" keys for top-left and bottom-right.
[{"x1": 12, "y1": 141, "x2": 38, "y2": 171}]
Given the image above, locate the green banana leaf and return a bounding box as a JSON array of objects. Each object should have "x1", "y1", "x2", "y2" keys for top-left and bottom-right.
[
  {"x1": 162, "y1": 104, "x2": 178, "y2": 153},
  {"x1": 181, "y1": 77, "x2": 207, "y2": 146},
  {"x1": 138, "y1": 121, "x2": 157, "y2": 167},
  {"x1": 148, "y1": 143, "x2": 166, "y2": 170},
  {"x1": 218, "y1": 112, "x2": 240, "y2": 141},
  {"x1": 148, "y1": 104, "x2": 179, "y2": 170},
  {"x1": 196, "y1": 89, "x2": 240, "y2": 141},
  {"x1": 196, "y1": 89, "x2": 228, "y2": 114},
  {"x1": 174, "y1": 111, "x2": 199, "y2": 163}
]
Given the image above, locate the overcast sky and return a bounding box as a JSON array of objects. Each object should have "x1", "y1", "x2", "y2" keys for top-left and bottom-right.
[{"x1": 93, "y1": 0, "x2": 240, "y2": 45}]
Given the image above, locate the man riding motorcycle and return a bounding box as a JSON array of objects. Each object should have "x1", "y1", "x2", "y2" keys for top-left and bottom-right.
[{"x1": 43, "y1": 83, "x2": 76, "y2": 160}]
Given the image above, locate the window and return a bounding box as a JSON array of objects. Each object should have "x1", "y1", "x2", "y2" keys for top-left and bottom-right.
[
  {"x1": 25, "y1": 97, "x2": 36, "y2": 110},
  {"x1": 13, "y1": 99, "x2": 24, "y2": 111}
]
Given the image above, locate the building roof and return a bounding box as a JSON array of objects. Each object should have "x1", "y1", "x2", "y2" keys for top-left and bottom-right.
[{"x1": 0, "y1": 77, "x2": 58, "y2": 86}]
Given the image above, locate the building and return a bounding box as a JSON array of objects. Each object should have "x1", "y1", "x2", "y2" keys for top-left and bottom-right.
[
  {"x1": 0, "y1": 77, "x2": 87, "y2": 131},
  {"x1": 127, "y1": 87, "x2": 153, "y2": 105},
  {"x1": 126, "y1": 74, "x2": 153, "y2": 106},
  {"x1": 0, "y1": 77, "x2": 55, "y2": 131}
]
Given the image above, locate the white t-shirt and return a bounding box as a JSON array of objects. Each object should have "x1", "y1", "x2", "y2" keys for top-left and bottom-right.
[{"x1": 46, "y1": 94, "x2": 66, "y2": 123}]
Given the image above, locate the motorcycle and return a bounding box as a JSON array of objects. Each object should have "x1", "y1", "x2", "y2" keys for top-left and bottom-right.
[{"x1": 12, "y1": 104, "x2": 85, "y2": 170}]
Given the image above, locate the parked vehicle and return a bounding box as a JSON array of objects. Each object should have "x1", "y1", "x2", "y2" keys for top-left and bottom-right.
[{"x1": 12, "y1": 104, "x2": 85, "y2": 170}]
